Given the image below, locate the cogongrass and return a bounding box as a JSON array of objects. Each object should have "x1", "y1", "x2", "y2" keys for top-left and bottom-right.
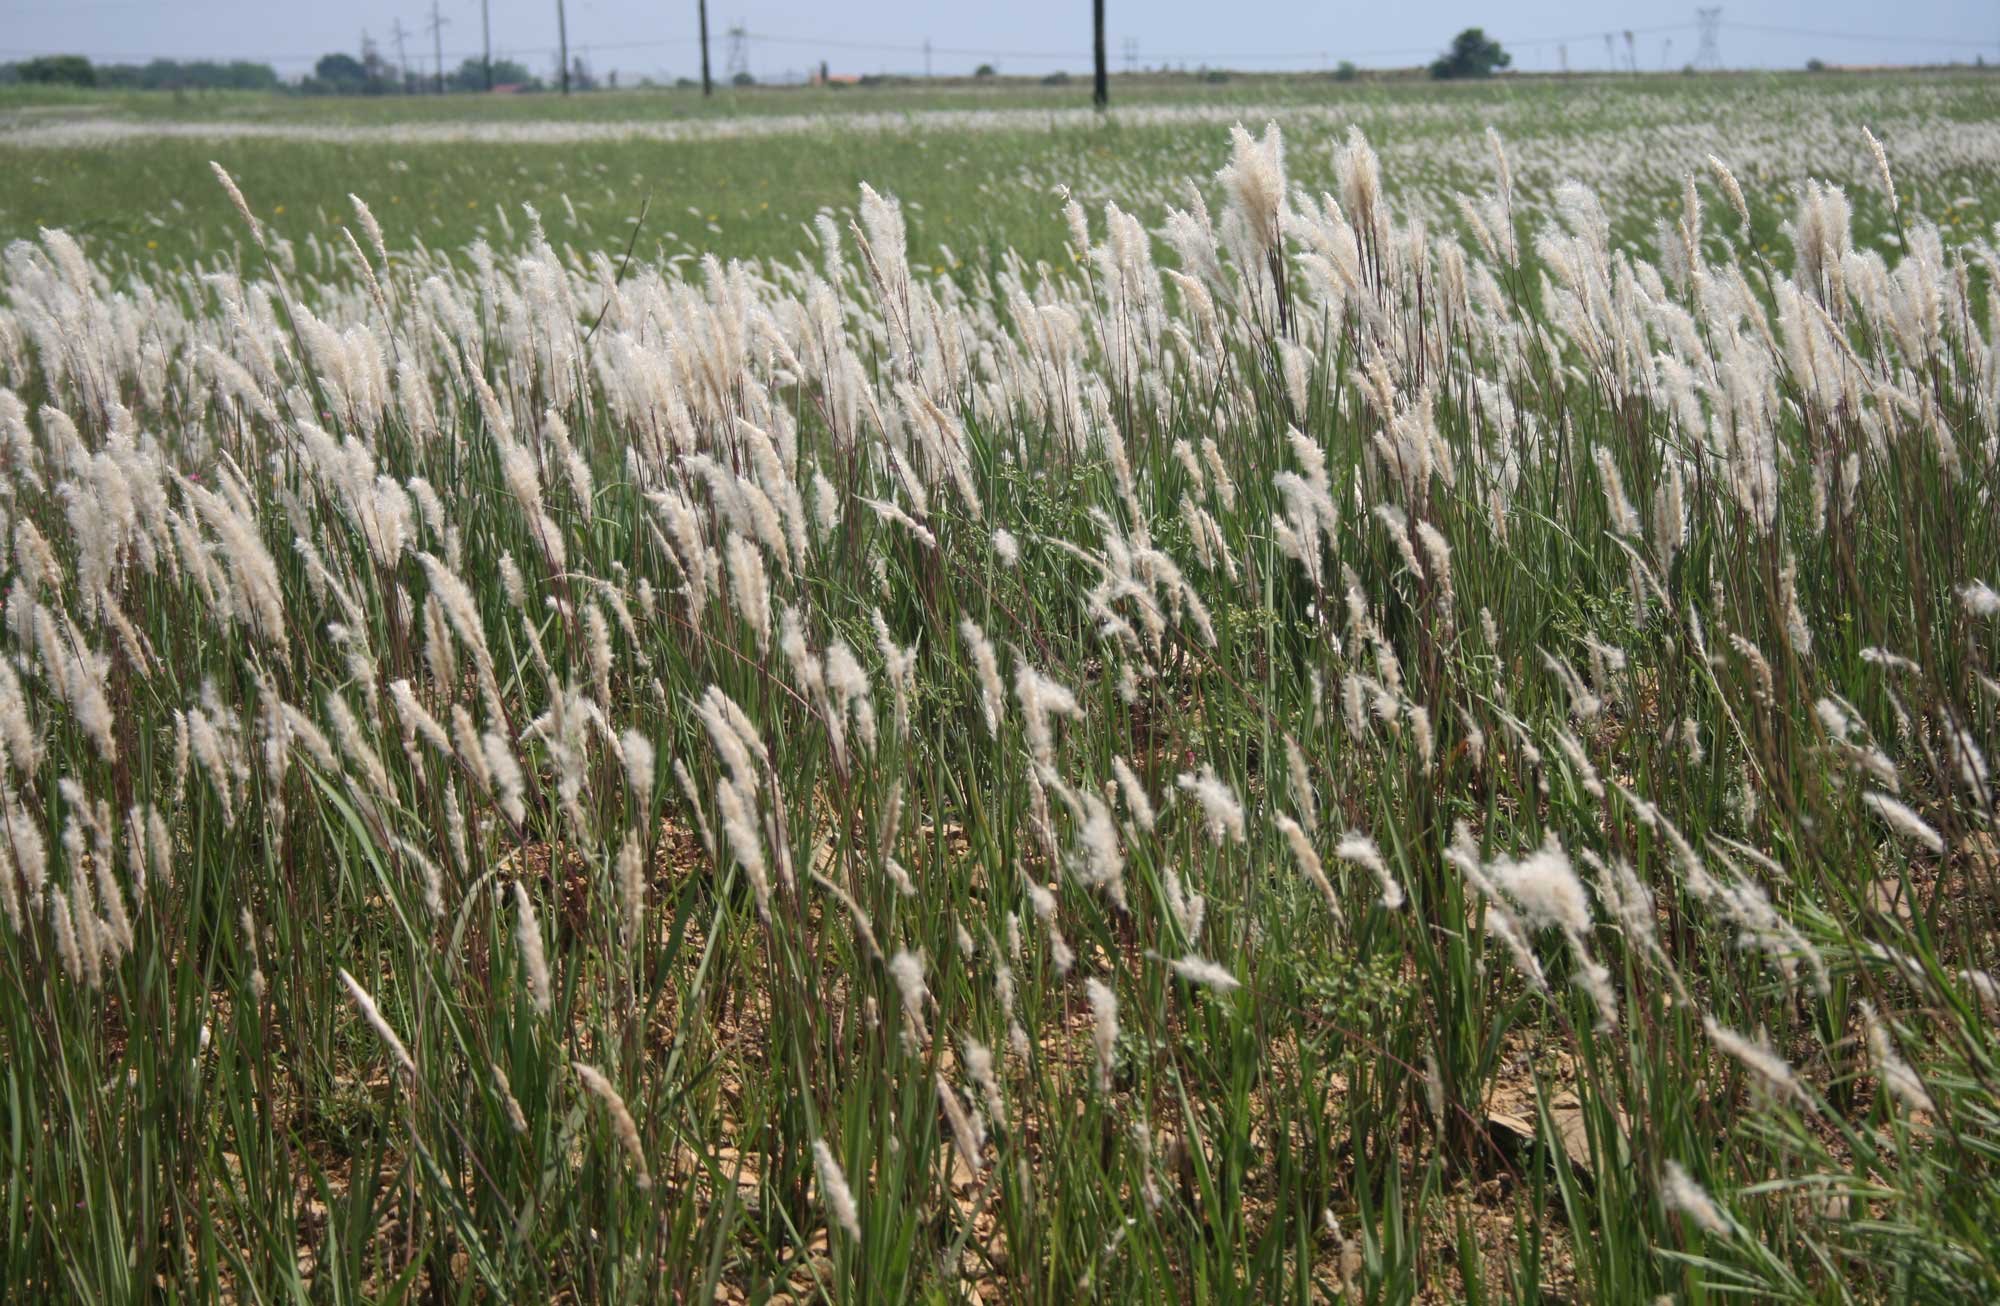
[{"x1": 0, "y1": 114, "x2": 1995, "y2": 1302}]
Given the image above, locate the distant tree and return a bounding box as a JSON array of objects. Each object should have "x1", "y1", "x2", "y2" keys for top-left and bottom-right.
[
  {"x1": 1429, "y1": 28, "x2": 1510, "y2": 80},
  {"x1": 449, "y1": 56, "x2": 536, "y2": 91},
  {"x1": 1333, "y1": 60, "x2": 1358, "y2": 81},
  {"x1": 116, "y1": 59, "x2": 279, "y2": 90},
  {"x1": 312, "y1": 52, "x2": 373, "y2": 93},
  {"x1": 19, "y1": 55, "x2": 95, "y2": 86},
  {"x1": 1041, "y1": 70, "x2": 1070, "y2": 85},
  {"x1": 731, "y1": 69, "x2": 755, "y2": 86},
  {"x1": 974, "y1": 63, "x2": 997, "y2": 78},
  {"x1": 1805, "y1": 57, "x2": 1828, "y2": 72}
]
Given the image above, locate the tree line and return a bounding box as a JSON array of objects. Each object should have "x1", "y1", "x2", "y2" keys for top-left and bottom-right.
[
  {"x1": 0, "y1": 52, "x2": 556, "y2": 95},
  {"x1": 0, "y1": 55, "x2": 280, "y2": 90},
  {"x1": 5, "y1": 26, "x2": 1518, "y2": 99}
]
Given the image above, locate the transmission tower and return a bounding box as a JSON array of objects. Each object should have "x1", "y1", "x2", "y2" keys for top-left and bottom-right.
[
  {"x1": 389, "y1": 19, "x2": 412, "y2": 90},
  {"x1": 725, "y1": 24, "x2": 750, "y2": 82},
  {"x1": 1693, "y1": 8, "x2": 1723, "y2": 71},
  {"x1": 1122, "y1": 36, "x2": 1138, "y2": 73}
]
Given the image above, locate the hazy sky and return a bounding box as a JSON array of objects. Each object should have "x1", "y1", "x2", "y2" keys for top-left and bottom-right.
[{"x1": 4, "y1": 0, "x2": 1995, "y2": 80}]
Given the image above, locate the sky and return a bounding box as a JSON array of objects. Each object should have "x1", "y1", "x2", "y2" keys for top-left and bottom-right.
[{"x1": 3, "y1": 0, "x2": 1996, "y2": 81}]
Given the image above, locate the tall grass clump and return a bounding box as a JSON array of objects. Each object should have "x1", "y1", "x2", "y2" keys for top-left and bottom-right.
[{"x1": 1, "y1": 120, "x2": 1999, "y2": 1302}]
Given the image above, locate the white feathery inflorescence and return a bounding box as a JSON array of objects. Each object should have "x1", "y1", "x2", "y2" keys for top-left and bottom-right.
[
  {"x1": 338, "y1": 967, "x2": 415, "y2": 1077},
  {"x1": 1276, "y1": 814, "x2": 1342, "y2": 924},
  {"x1": 814, "y1": 1139, "x2": 862, "y2": 1238},
  {"x1": 1170, "y1": 954, "x2": 1242, "y2": 992},
  {"x1": 620, "y1": 729, "x2": 656, "y2": 803},
  {"x1": 1862, "y1": 792, "x2": 1944, "y2": 855},
  {"x1": 1014, "y1": 662, "x2": 1080, "y2": 767},
  {"x1": 1335, "y1": 831, "x2": 1403, "y2": 911},
  {"x1": 960, "y1": 618, "x2": 1007, "y2": 737},
  {"x1": 1859, "y1": 1000, "x2": 1935, "y2": 1115},
  {"x1": 1176, "y1": 766, "x2": 1246, "y2": 845},
  {"x1": 1704, "y1": 1017, "x2": 1807, "y2": 1107},
  {"x1": 1960, "y1": 581, "x2": 2000, "y2": 617},
  {"x1": 514, "y1": 881, "x2": 553, "y2": 1015},
  {"x1": 887, "y1": 949, "x2": 930, "y2": 1048},
  {"x1": 491, "y1": 1063, "x2": 529, "y2": 1134},
  {"x1": 573, "y1": 1062, "x2": 652, "y2": 1189},
  {"x1": 1662, "y1": 1161, "x2": 1730, "y2": 1236},
  {"x1": 964, "y1": 1037, "x2": 1006, "y2": 1128},
  {"x1": 1086, "y1": 977, "x2": 1120, "y2": 1093},
  {"x1": 937, "y1": 1073, "x2": 986, "y2": 1174}
]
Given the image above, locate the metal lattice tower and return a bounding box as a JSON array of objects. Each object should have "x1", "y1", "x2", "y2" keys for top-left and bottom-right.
[
  {"x1": 1122, "y1": 37, "x2": 1139, "y2": 73},
  {"x1": 1693, "y1": 8, "x2": 1723, "y2": 71},
  {"x1": 388, "y1": 21, "x2": 411, "y2": 88},
  {"x1": 725, "y1": 25, "x2": 750, "y2": 81}
]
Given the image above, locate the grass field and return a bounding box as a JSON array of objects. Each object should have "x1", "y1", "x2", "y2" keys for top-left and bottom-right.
[
  {"x1": 5, "y1": 73, "x2": 1997, "y2": 267},
  {"x1": 4, "y1": 70, "x2": 2000, "y2": 1302}
]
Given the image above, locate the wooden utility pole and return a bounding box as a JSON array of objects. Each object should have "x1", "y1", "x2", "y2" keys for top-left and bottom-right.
[
  {"x1": 557, "y1": 0, "x2": 570, "y2": 93},
  {"x1": 1092, "y1": 0, "x2": 1107, "y2": 108},
  {"x1": 481, "y1": 0, "x2": 493, "y2": 89},
  {"x1": 699, "y1": 0, "x2": 713, "y2": 95}
]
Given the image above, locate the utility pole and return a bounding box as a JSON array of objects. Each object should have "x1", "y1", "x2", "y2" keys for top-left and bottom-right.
[
  {"x1": 481, "y1": 0, "x2": 493, "y2": 89},
  {"x1": 924, "y1": 37, "x2": 932, "y2": 79},
  {"x1": 390, "y1": 19, "x2": 411, "y2": 92},
  {"x1": 699, "y1": 0, "x2": 712, "y2": 94},
  {"x1": 1092, "y1": 0, "x2": 1107, "y2": 109},
  {"x1": 428, "y1": 0, "x2": 448, "y2": 93},
  {"x1": 557, "y1": 0, "x2": 570, "y2": 93}
]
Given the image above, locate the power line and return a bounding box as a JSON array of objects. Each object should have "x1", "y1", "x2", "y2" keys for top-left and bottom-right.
[{"x1": 1726, "y1": 21, "x2": 1997, "y2": 48}]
